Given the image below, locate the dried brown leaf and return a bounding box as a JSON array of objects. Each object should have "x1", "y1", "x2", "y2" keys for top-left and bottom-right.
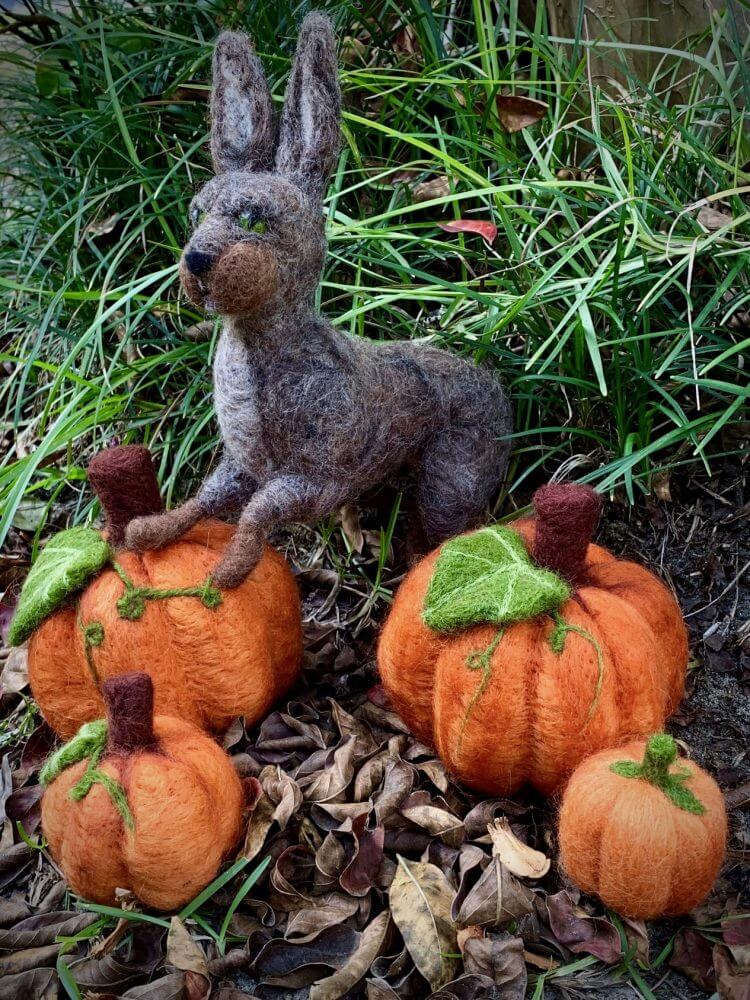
[
  {"x1": 714, "y1": 942, "x2": 750, "y2": 999},
  {"x1": 454, "y1": 857, "x2": 535, "y2": 929},
  {"x1": 0, "y1": 967, "x2": 57, "y2": 999},
  {"x1": 254, "y1": 924, "x2": 359, "y2": 988},
  {"x1": 545, "y1": 891, "x2": 621, "y2": 964},
  {"x1": 286, "y1": 894, "x2": 360, "y2": 943},
  {"x1": 486, "y1": 819, "x2": 550, "y2": 878},
  {"x1": 339, "y1": 505, "x2": 364, "y2": 554},
  {"x1": 122, "y1": 973, "x2": 187, "y2": 999},
  {"x1": 400, "y1": 792, "x2": 464, "y2": 847},
  {"x1": 388, "y1": 856, "x2": 459, "y2": 990},
  {"x1": 298, "y1": 737, "x2": 358, "y2": 803},
  {"x1": 0, "y1": 943, "x2": 60, "y2": 975},
  {"x1": 697, "y1": 205, "x2": 734, "y2": 231},
  {"x1": 669, "y1": 927, "x2": 716, "y2": 991},
  {"x1": 0, "y1": 896, "x2": 31, "y2": 928},
  {"x1": 310, "y1": 911, "x2": 392, "y2": 1000},
  {"x1": 166, "y1": 917, "x2": 207, "y2": 977},
  {"x1": 496, "y1": 94, "x2": 548, "y2": 132},
  {"x1": 461, "y1": 932, "x2": 526, "y2": 998},
  {"x1": 0, "y1": 910, "x2": 97, "y2": 950},
  {"x1": 412, "y1": 176, "x2": 452, "y2": 203},
  {"x1": 0, "y1": 647, "x2": 28, "y2": 696}
]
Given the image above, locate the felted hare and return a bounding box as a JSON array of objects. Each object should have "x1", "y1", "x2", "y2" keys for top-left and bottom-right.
[{"x1": 126, "y1": 12, "x2": 513, "y2": 588}]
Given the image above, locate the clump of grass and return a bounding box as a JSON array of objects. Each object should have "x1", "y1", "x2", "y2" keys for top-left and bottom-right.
[{"x1": 1, "y1": 0, "x2": 748, "y2": 550}]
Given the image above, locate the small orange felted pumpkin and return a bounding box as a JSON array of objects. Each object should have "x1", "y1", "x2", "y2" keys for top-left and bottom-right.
[
  {"x1": 10, "y1": 445, "x2": 302, "y2": 739},
  {"x1": 378, "y1": 483, "x2": 688, "y2": 795},
  {"x1": 558, "y1": 734, "x2": 727, "y2": 918},
  {"x1": 41, "y1": 673, "x2": 244, "y2": 910}
]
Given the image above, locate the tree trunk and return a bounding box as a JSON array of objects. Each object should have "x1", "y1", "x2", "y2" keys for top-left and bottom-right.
[{"x1": 541, "y1": 0, "x2": 748, "y2": 95}]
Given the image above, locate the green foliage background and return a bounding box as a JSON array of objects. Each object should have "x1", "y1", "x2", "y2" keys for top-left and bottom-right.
[{"x1": 1, "y1": 0, "x2": 748, "y2": 548}]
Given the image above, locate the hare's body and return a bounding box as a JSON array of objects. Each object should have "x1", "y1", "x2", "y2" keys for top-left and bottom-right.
[
  {"x1": 126, "y1": 14, "x2": 512, "y2": 586},
  {"x1": 213, "y1": 310, "x2": 510, "y2": 541}
]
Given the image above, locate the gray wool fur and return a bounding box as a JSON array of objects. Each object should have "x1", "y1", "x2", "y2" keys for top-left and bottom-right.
[{"x1": 125, "y1": 12, "x2": 513, "y2": 588}]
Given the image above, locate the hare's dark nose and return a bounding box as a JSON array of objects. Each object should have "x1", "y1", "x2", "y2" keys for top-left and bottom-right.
[{"x1": 184, "y1": 250, "x2": 216, "y2": 276}]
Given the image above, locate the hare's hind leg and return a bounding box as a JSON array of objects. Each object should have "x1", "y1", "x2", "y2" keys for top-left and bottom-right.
[{"x1": 414, "y1": 423, "x2": 509, "y2": 545}]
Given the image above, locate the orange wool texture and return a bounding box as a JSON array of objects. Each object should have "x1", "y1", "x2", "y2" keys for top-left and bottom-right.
[
  {"x1": 558, "y1": 740, "x2": 727, "y2": 919},
  {"x1": 29, "y1": 520, "x2": 302, "y2": 739},
  {"x1": 42, "y1": 708, "x2": 243, "y2": 911},
  {"x1": 378, "y1": 517, "x2": 688, "y2": 796}
]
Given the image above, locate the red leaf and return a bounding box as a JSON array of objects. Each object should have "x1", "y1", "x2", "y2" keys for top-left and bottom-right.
[{"x1": 437, "y1": 220, "x2": 498, "y2": 245}]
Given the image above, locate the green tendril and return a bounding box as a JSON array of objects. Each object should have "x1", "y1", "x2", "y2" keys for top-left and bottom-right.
[
  {"x1": 548, "y1": 613, "x2": 605, "y2": 723},
  {"x1": 112, "y1": 561, "x2": 222, "y2": 621},
  {"x1": 456, "y1": 628, "x2": 505, "y2": 755},
  {"x1": 71, "y1": 758, "x2": 135, "y2": 831},
  {"x1": 610, "y1": 734, "x2": 707, "y2": 815},
  {"x1": 78, "y1": 617, "x2": 105, "y2": 683}
]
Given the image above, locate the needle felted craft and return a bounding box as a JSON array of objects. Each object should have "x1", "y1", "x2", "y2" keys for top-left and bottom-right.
[
  {"x1": 40, "y1": 673, "x2": 244, "y2": 911},
  {"x1": 558, "y1": 734, "x2": 727, "y2": 919},
  {"x1": 122, "y1": 12, "x2": 512, "y2": 589},
  {"x1": 10, "y1": 444, "x2": 302, "y2": 739},
  {"x1": 378, "y1": 482, "x2": 688, "y2": 796}
]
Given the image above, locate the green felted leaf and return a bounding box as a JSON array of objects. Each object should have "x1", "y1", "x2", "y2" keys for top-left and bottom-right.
[
  {"x1": 9, "y1": 527, "x2": 113, "y2": 645},
  {"x1": 40, "y1": 719, "x2": 108, "y2": 786},
  {"x1": 423, "y1": 525, "x2": 571, "y2": 633},
  {"x1": 610, "y1": 734, "x2": 707, "y2": 815}
]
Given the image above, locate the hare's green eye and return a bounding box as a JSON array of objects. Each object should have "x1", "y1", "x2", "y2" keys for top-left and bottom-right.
[
  {"x1": 191, "y1": 206, "x2": 206, "y2": 227},
  {"x1": 239, "y1": 212, "x2": 267, "y2": 234}
]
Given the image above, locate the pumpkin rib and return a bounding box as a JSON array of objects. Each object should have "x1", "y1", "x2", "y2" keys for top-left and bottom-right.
[
  {"x1": 377, "y1": 548, "x2": 443, "y2": 745},
  {"x1": 78, "y1": 553, "x2": 204, "y2": 728},
  {"x1": 434, "y1": 621, "x2": 537, "y2": 794},
  {"x1": 558, "y1": 752, "x2": 624, "y2": 890},
  {"x1": 28, "y1": 606, "x2": 101, "y2": 739},
  {"x1": 155, "y1": 717, "x2": 243, "y2": 848},
  {"x1": 662, "y1": 767, "x2": 727, "y2": 914},
  {"x1": 598, "y1": 780, "x2": 678, "y2": 918},
  {"x1": 532, "y1": 601, "x2": 623, "y2": 794},
  {"x1": 124, "y1": 753, "x2": 227, "y2": 911},
  {"x1": 583, "y1": 559, "x2": 687, "y2": 709},
  {"x1": 248, "y1": 546, "x2": 304, "y2": 699},
  {"x1": 141, "y1": 539, "x2": 276, "y2": 732},
  {"x1": 578, "y1": 589, "x2": 667, "y2": 738},
  {"x1": 58, "y1": 762, "x2": 129, "y2": 904},
  {"x1": 132, "y1": 538, "x2": 213, "y2": 726}
]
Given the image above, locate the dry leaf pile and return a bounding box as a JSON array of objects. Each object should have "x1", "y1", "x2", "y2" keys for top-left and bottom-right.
[{"x1": 0, "y1": 468, "x2": 748, "y2": 999}]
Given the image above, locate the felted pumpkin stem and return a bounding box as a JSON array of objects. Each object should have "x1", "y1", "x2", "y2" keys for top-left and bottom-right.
[
  {"x1": 102, "y1": 673, "x2": 156, "y2": 754},
  {"x1": 641, "y1": 732, "x2": 679, "y2": 784},
  {"x1": 532, "y1": 483, "x2": 602, "y2": 586},
  {"x1": 610, "y1": 733, "x2": 707, "y2": 815},
  {"x1": 88, "y1": 445, "x2": 163, "y2": 548}
]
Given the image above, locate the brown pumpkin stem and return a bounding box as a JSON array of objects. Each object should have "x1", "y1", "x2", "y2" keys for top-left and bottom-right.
[
  {"x1": 102, "y1": 673, "x2": 156, "y2": 754},
  {"x1": 87, "y1": 445, "x2": 164, "y2": 548},
  {"x1": 532, "y1": 483, "x2": 602, "y2": 586}
]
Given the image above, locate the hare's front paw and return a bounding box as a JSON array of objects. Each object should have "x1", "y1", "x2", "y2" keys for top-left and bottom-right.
[
  {"x1": 125, "y1": 512, "x2": 184, "y2": 552},
  {"x1": 212, "y1": 532, "x2": 263, "y2": 589}
]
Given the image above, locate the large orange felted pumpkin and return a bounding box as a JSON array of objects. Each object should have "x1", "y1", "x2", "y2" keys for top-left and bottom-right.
[
  {"x1": 10, "y1": 445, "x2": 302, "y2": 738},
  {"x1": 558, "y1": 734, "x2": 727, "y2": 918},
  {"x1": 378, "y1": 483, "x2": 687, "y2": 795},
  {"x1": 41, "y1": 673, "x2": 244, "y2": 910}
]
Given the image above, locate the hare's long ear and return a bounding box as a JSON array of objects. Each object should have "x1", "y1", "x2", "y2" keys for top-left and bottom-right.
[
  {"x1": 274, "y1": 12, "x2": 341, "y2": 202},
  {"x1": 211, "y1": 32, "x2": 275, "y2": 174}
]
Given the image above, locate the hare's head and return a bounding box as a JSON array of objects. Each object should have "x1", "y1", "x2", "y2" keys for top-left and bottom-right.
[{"x1": 181, "y1": 13, "x2": 340, "y2": 319}]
